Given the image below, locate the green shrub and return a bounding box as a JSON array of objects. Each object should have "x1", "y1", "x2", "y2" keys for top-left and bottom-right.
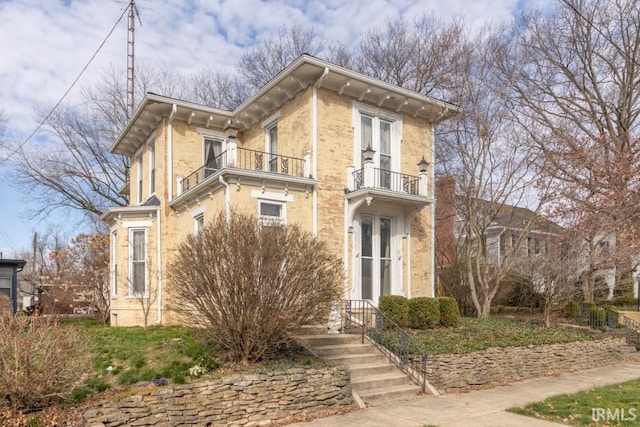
[
  {"x1": 438, "y1": 297, "x2": 460, "y2": 327},
  {"x1": 117, "y1": 370, "x2": 140, "y2": 385},
  {"x1": 172, "y1": 374, "x2": 186, "y2": 384},
  {"x1": 408, "y1": 297, "x2": 440, "y2": 329},
  {"x1": 379, "y1": 295, "x2": 409, "y2": 327},
  {"x1": 613, "y1": 295, "x2": 637, "y2": 307},
  {"x1": 564, "y1": 301, "x2": 579, "y2": 319}
]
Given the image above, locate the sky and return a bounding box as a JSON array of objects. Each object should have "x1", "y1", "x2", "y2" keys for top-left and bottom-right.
[{"x1": 0, "y1": 0, "x2": 552, "y2": 257}]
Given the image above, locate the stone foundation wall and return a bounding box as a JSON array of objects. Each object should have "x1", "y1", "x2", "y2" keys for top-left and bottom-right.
[
  {"x1": 83, "y1": 366, "x2": 352, "y2": 426},
  {"x1": 426, "y1": 337, "x2": 631, "y2": 393}
]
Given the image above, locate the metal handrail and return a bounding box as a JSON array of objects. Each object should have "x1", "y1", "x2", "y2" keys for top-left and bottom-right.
[
  {"x1": 343, "y1": 299, "x2": 429, "y2": 392},
  {"x1": 236, "y1": 147, "x2": 305, "y2": 177}
]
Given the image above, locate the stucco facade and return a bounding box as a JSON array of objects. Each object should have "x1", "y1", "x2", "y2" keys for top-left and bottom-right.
[{"x1": 102, "y1": 55, "x2": 458, "y2": 326}]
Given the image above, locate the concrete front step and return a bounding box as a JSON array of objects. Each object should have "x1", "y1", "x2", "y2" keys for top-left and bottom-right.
[
  {"x1": 295, "y1": 333, "x2": 363, "y2": 347},
  {"x1": 323, "y1": 352, "x2": 388, "y2": 366},
  {"x1": 313, "y1": 343, "x2": 378, "y2": 357},
  {"x1": 357, "y1": 383, "x2": 421, "y2": 404},
  {"x1": 351, "y1": 372, "x2": 415, "y2": 391},
  {"x1": 349, "y1": 362, "x2": 399, "y2": 378},
  {"x1": 293, "y1": 326, "x2": 425, "y2": 407}
]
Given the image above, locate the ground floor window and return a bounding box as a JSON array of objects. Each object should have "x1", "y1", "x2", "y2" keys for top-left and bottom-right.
[
  {"x1": 0, "y1": 277, "x2": 11, "y2": 299},
  {"x1": 129, "y1": 229, "x2": 147, "y2": 296}
]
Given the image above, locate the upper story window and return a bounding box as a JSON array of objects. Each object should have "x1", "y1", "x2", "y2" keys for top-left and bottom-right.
[
  {"x1": 267, "y1": 123, "x2": 278, "y2": 172},
  {"x1": 136, "y1": 152, "x2": 143, "y2": 204},
  {"x1": 353, "y1": 102, "x2": 401, "y2": 174},
  {"x1": 204, "y1": 136, "x2": 224, "y2": 176},
  {"x1": 148, "y1": 140, "x2": 156, "y2": 195},
  {"x1": 262, "y1": 111, "x2": 280, "y2": 173}
]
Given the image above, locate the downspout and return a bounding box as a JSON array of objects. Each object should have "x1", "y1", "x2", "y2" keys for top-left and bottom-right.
[
  {"x1": 430, "y1": 122, "x2": 436, "y2": 297},
  {"x1": 167, "y1": 104, "x2": 177, "y2": 201},
  {"x1": 219, "y1": 175, "x2": 230, "y2": 222},
  {"x1": 312, "y1": 67, "x2": 329, "y2": 236},
  {"x1": 156, "y1": 207, "x2": 162, "y2": 324}
]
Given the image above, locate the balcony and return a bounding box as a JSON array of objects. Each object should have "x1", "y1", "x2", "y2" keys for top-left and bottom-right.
[
  {"x1": 180, "y1": 146, "x2": 311, "y2": 193},
  {"x1": 345, "y1": 160, "x2": 430, "y2": 208}
]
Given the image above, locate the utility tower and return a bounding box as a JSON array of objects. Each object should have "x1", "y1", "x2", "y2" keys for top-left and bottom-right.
[{"x1": 126, "y1": 0, "x2": 142, "y2": 119}]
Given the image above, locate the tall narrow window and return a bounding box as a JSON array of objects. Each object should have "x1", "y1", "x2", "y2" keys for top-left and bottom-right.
[
  {"x1": 112, "y1": 231, "x2": 118, "y2": 297},
  {"x1": 204, "y1": 137, "x2": 223, "y2": 177},
  {"x1": 194, "y1": 213, "x2": 204, "y2": 235},
  {"x1": 130, "y1": 229, "x2": 146, "y2": 295},
  {"x1": 361, "y1": 215, "x2": 373, "y2": 300},
  {"x1": 379, "y1": 120, "x2": 392, "y2": 188},
  {"x1": 380, "y1": 217, "x2": 392, "y2": 296},
  {"x1": 148, "y1": 141, "x2": 155, "y2": 195},
  {"x1": 267, "y1": 124, "x2": 278, "y2": 172},
  {"x1": 136, "y1": 153, "x2": 143, "y2": 204}
]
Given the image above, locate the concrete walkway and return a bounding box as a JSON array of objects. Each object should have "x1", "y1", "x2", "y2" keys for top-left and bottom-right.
[{"x1": 289, "y1": 361, "x2": 640, "y2": 426}]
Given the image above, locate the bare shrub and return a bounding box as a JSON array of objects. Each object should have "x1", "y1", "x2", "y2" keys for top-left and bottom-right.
[
  {"x1": 0, "y1": 315, "x2": 91, "y2": 411},
  {"x1": 168, "y1": 211, "x2": 343, "y2": 363}
]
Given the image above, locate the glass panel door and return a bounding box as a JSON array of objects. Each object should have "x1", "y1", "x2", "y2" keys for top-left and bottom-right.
[
  {"x1": 379, "y1": 121, "x2": 391, "y2": 189},
  {"x1": 359, "y1": 215, "x2": 394, "y2": 302},
  {"x1": 380, "y1": 217, "x2": 392, "y2": 296}
]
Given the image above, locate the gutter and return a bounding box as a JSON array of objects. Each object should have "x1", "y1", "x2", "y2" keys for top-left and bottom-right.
[{"x1": 167, "y1": 104, "x2": 177, "y2": 202}]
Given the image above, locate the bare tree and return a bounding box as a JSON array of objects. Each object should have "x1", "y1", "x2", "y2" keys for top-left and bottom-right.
[
  {"x1": 237, "y1": 24, "x2": 323, "y2": 90},
  {"x1": 439, "y1": 26, "x2": 552, "y2": 317},
  {"x1": 356, "y1": 14, "x2": 468, "y2": 98},
  {"x1": 502, "y1": 0, "x2": 640, "y2": 294},
  {"x1": 131, "y1": 265, "x2": 158, "y2": 329},
  {"x1": 515, "y1": 228, "x2": 582, "y2": 326},
  {"x1": 168, "y1": 211, "x2": 343, "y2": 363}
]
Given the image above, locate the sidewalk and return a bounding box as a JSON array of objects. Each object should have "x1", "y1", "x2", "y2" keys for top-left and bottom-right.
[{"x1": 289, "y1": 361, "x2": 640, "y2": 426}]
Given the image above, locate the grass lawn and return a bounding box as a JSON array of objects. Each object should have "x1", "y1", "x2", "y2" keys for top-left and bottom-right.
[
  {"x1": 507, "y1": 378, "x2": 640, "y2": 426},
  {"x1": 413, "y1": 316, "x2": 604, "y2": 355}
]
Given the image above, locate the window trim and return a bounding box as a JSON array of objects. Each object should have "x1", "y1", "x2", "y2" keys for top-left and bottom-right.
[
  {"x1": 148, "y1": 139, "x2": 156, "y2": 196},
  {"x1": 128, "y1": 228, "x2": 147, "y2": 297},
  {"x1": 352, "y1": 101, "x2": 402, "y2": 171},
  {"x1": 136, "y1": 151, "x2": 143, "y2": 205},
  {"x1": 194, "y1": 213, "x2": 204, "y2": 235},
  {"x1": 258, "y1": 200, "x2": 286, "y2": 226}
]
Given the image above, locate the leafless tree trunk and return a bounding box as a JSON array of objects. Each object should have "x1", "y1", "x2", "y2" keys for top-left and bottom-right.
[
  {"x1": 501, "y1": 0, "x2": 640, "y2": 292},
  {"x1": 440, "y1": 25, "x2": 551, "y2": 317}
]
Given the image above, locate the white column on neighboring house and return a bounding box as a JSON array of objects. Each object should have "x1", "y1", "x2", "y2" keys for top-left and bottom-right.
[
  {"x1": 303, "y1": 151, "x2": 311, "y2": 178},
  {"x1": 363, "y1": 159, "x2": 375, "y2": 188},
  {"x1": 226, "y1": 139, "x2": 237, "y2": 168},
  {"x1": 347, "y1": 166, "x2": 355, "y2": 191}
]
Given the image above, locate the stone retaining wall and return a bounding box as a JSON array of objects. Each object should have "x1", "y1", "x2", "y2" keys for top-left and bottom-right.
[
  {"x1": 426, "y1": 337, "x2": 632, "y2": 393},
  {"x1": 83, "y1": 366, "x2": 352, "y2": 426}
]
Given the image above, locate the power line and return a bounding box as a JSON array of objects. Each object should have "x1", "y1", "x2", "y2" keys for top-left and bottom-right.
[{"x1": 2, "y1": 6, "x2": 129, "y2": 161}]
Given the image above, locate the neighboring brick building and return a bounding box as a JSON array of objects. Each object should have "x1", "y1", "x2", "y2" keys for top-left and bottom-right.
[
  {"x1": 435, "y1": 177, "x2": 562, "y2": 269},
  {"x1": 102, "y1": 55, "x2": 459, "y2": 326}
]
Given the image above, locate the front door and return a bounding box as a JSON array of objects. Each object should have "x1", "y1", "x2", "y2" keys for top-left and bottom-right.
[{"x1": 360, "y1": 214, "x2": 393, "y2": 302}]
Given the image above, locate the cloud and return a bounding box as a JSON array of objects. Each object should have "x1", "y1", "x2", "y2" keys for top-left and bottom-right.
[{"x1": 0, "y1": 0, "x2": 532, "y2": 253}]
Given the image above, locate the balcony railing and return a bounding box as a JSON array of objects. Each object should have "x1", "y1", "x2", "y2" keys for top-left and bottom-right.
[
  {"x1": 181, "y1": 147, "x2": 307, "y2": 193},
  {"x1": 351, "y1": 167, "x2": 422, "y2": 196}
]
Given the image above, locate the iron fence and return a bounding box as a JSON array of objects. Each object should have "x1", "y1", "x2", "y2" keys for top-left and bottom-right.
[{"x1": 350, "y1": 168, "x2": 419, "y2": 195}]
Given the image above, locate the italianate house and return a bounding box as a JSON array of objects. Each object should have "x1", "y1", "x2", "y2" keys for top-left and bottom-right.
[{"x1": 102, "y1": 55, "x2": 459, "y2": 326}]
